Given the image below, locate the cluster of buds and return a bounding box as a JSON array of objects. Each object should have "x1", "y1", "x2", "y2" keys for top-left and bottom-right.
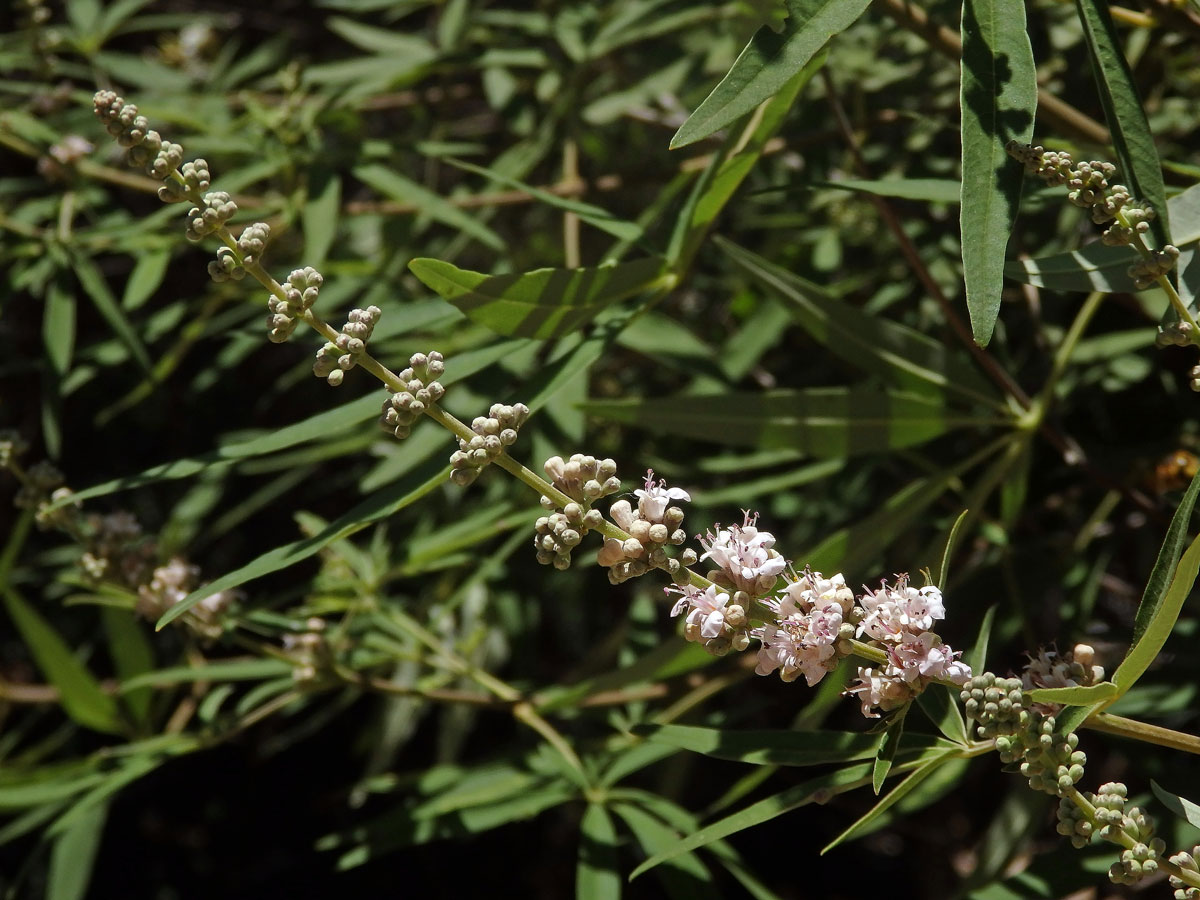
[
  {"x1": 1130, "y1": 244, "x2": 1182, "y2": 290},
  {"x1": 1021, "y1": 643, "x2": 1105, "y2": 714},
  {"x1": 184, "y1": 191, "x2": 238, "y2": 241},
  {"x1": 1086, "y1": 782, "x2": 1167, "y2": 885},
  {"x1": 380, "y1": 351, "x2": 445, "y2": 440},
  {"x1": 135, "y1": 557, "x2": 238, "y2": 639},
  {"x1": 92, "y1": 91, "x2": 184, "y2": 182},
  {"x1": 599, "y1": 470, "x2": 694, "y2": 585},
  {"x1": 846, "y1": 576, "x2": 971, "y2": 716},
  {"x1": 960, "y1": 674, "x2": 1086, "y2": 796},
  {"x1": 533, "y1": 455, "x2": 620, "y2": 570},
  {"x1": 283, "y1": 618, "x2": 332, "y2": 684},
  {"x1": 1158, "y1": 321, "x2": 1194, "y2": 348},
  {"x1": 267, "y1": 266, "x2": 323, "y2": 343},
  {"x1": 449, "y1": 403, "x2": 530, "y2": 486},
  {"x1": 159, "y1": 158, "x2": 211, "y2": 203},
  {"x1": 1170, "y1": 846, "x2": 1200, "y2": 898},
  {"x1": 313, "y1": 305, "x2": 381, "y2": 385},
  {"x1": 208, "y1": 222, "x2": 270, "y2": 283},
  {"x1": 752, "y1": 569, "x2": 856, "y2": 684}
]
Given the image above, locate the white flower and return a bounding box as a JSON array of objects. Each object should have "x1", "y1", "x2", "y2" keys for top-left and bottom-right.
[
  {"x1": 670, "y1": 584, "x2": 733, "y2": 640},
  {"x1": 779, "y1": 569, "x2": 855, "y2": 615},
  {"x1": 699, "y1": 512, "x2": 787, "y2": 594},
  {"x1": 844, "y1": 666, "x2": 915, "y2": 718},
  {"x1": 886, "y1": 631, "x2": 971, "y2": 685},
  {"x1": 752, "y1": 597, "x2": 844, "y2": 686},
  {"x1": 857, "y1": 575, "x2": 945, "y2": 642},
  {"x1": 634, "y1": 469, "x2": 690, "y2": 522}
]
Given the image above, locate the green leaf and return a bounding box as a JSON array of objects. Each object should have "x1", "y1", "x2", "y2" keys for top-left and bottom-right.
[
  {"x1": 121, "y1": 248, "x2": 170, "y2": 311},
  {"x1": 959, "y1": 0, "x2": 1037, "y2": 345},
  {"x1": 102, "y1": 607, "x2": 154, "y2": 727},
  {"x1": 354, "y1": 163, "x2": 504, "y2": 251},
  {"x1": 668, "y1": 53, "x2": 823, "y2": 270},
  {"x1": 938, "y1": 509, "x2": 971, "y2": 588},
  {"x1": 1025, "y1": 682, "x2": 1118, "y2": 706},
  {"x1": 325, "y1": 15, "x2": 438, "y2": 56},
  {"x1": 43, "y1": 280, "x2": 76, "y2": 377},
  {"x1": 47, "y1": 800, "x2": 107, "y2": 900},
  {"x1": 1151, "y1": 779, "x2": 1200, "y2": 828},
  {"x1": 303, "y1": 169, "x2": 342, "y2": 268},
  {"x1": 812, "y1": 178, "x2": 964, "y2": 204},
  {"x1": 967, "y1": 605, "x2": 997, "y2": 674},
  {"x1": 577, "y1": 804, "x2": 621, "y2": 900},
  {"x1": 717, "y1": 237, "x2": 1000, "y2": 408},
  {"x1": 917, "y1": 686, "x2": 969, "y2": 746},
  {"x1": 442, "y1": 157, "x2": 644, "y2": 243},
  {"x1": 1074, "y1": 0, "x2": 1170, "y2": 247},
  {"x1": 632, "y1": 723, "x2": 956, "y2": 767},
  {"x1": 1130, "y1": 468, "x2": 1200, "y2": 649},
  {"x1": 407, "y1": 256, "x2": 668, "y2": 340},
  {"x1": 158, "y1": 458, "x2": 447, "y2": 629},
  {"x1": 581, "y1": 388, "x2": 1000, "y2": 457},
  {"x1": 69, "y1": 250, "x2": 153, "y2": 374},
  {"x1": 1112, "y1": 528, "x2": 1200, "y2": 694},
  {"x1": 119, "y1": 658, "x2": 294, "y2": 691},
  {"x1": 1, "y1": 588, "x2": 123, "y2": 735},
  {"x1": 873, "y1": 706, "x2": 908, "y2": 793},
  {"x1": 1003, "y1": 242, "x2": 1139, "y2": 293},
  {"x1": 821, "y1": 751, "x2": 956, "y2": 853},
  {"x1": 669, "y1": 0, "x2": 869, "y2": 149},
  {"x1": 610, "y1": 803, "x2": 719, "y2": 899}
]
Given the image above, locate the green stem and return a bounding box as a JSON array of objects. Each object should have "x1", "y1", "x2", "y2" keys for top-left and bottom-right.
[{"x1": 1082, "y1": 711, "x2": 1200, "y2": 756}]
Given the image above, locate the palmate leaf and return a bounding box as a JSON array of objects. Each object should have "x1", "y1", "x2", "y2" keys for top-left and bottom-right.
[
  {"x1": 669, "y1": 0, "x2": 872, "y2": 149},
  {"x1": 580, "y1": 387, "x2": 1002, "y2": 457},
  {"x1": 959, "y1": 0, "x2": 1037, "y2": 346},
  {"x1": 407, "y1": 256, "x2": 669, "y2": 340}
]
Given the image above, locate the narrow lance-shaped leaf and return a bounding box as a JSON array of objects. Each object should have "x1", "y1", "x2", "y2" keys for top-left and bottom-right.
[
  {"x1": 581, "y1": 387, "x2": 1003, "y2": 457},
  {"x1": 1025, "y1": 682, "x2": 1117, "y2": 706},
  {"x1": 960, "y1": 0, "x2": 1037, "y2": 345},
  {"x1": 1129, "y1": 467, "x2": 1200, "y2": 649},
  {"x1": 873, "y1": 706, "x2": 908, "y2": 794},
  {"x1": 576, "y1": 804, "x2": 621, "y2": 900},
  {"x1": 1112, "y1": 524, "x2": 1200, "y2": 694},
  {"x1": 670, "y1": 0, "x2": 872, "y2": 148},
  {"x1": 1151, "y1": 780, "x2": 1200, "y2": 828},
  {"x1": 1075, "y1": 0, "x2": 1170, "y2": 248},
  {"x1": 2, "y1": 588, "x2": 123, "y2": 735},
  {"x1": 408, "y1": 256, "x2": 668, "y2": 340}
]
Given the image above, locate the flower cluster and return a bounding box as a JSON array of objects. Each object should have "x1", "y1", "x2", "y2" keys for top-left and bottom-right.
[
  {"x1": 267, "y1": 266, "x2": 323, "y2": 343},
  {"x1": 752, "y1": 570, "x2": 855, "y2": 685},
  {"x1": 449, "y1": 403, "x2": 530, "y2": 486},
  {"x1": 92, "y1": 90, "x2": 184, "y2": 182},
  {"x1": 698, "y1": 512, "x2": 786, "y2": 595},
  {"x1": 135, "y1": 557, "x2": 238, "y2": 639},
  {"x1": 669, "y1": 583, "x2": 749, "y2": 656},
  {"x1": 313, "y1": 305, "x2": 382, "y2": 385},
  {"x1": 380, "y1": 351, "x2": 446, "y2": 440},
  {"x1": 598, "y1": 470, "x2": 695, "y2": 584},
  {"x1": 283, "y1": 618, "x2": 333, "y2": 684},
  {"x1": 846, "y1": 576, "x2": 970, "y2": 716},
  {"x1": 533, "y1": 455, "x2": 620, "y2": 570},
  {"x1": 1021, "y1": 643, "x2": 1105, "y2": 714}
]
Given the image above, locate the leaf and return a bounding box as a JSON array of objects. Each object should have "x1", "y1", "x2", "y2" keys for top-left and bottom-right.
[
  {"x1": 47, "y1": 800, "x2": 107, "y2": 900},
  {"x1": 813, "y1": 178, "x2": 964, "y2": 204},
  {"x1": 821, "y1": 751, "x2": 956, "y2": 853},
  {"x1": 577, "y1": 804, "x2": 621, "y2": 900},
  {"x1": 669, "y1": 0, "x2": 870, "y2": 148},
  {"x1": 1074, "y1": 0, "x2": 1170, "y2": 247},
  {"x1": 158, "y1": 457, "x2": 447, "y2": 629},
  {"x1": 1130, "y1": 468, "x2": 1200, "y2": 649},
  {"x1": 442, "y1": 157, "x2": 644, "y2": 243},
  {"x1": 960, "y1": 0, "x2": 1037, "y2": 345},
  {"x1": 610, "y1": 803, "x2": 719, "y2": 899},
  {"x1": 1, "y1": 588, "x2": 123, "y2": 735},
  {"x1": 119, "y1": 658, "x2": 293, "y2": 691},
  {"x1": 1112, "y1": 528, "x2": 1200, "y2": 694},
  {"x1": 967, "y1": 606, "x2": 997, "y2": 674},
  {"x1": 581, "y1": 387, "x2": 1000, "y2": 457},
  {"x1": 917, "y1": 686, "x2": 969, "y2": 746},
  {"x1": 325, "y1": 15, "x2": 438, "y2": 56},
  {"x1": 69, "y1": 251, "x2": 153, "y2": 374},
  {"x1": 668, "y1": 54, "x2": 823, "y2": 270},
  {"x1": 354, "y1": 163, "x2": 504, "y2": 251},
  {"x1": 717, "y1": 237, "x2": 1000, "y2": 407},
  {"x1": 407, "y1": 256, "x2": 668, "y2": 340},
  {"x1": 303, "y1": 168, "x2": 341, "y2": 268},
  {"x1": 1004, "y1": 242, "x2": 1139, "y2": 293},
  {"x1": 121, "y1": 248, "x2": 170, "y2": 311},
  {"x1": 102, "y1": 608, "x2": 154, "y2": 727},
  {"x1": 1025, "y1": 682, "x2": 1118, "y2": 706},
  {"x1": 43, "y1": 280, "x2": 76, "y2": 377},
  {"x1": 873, "y1": 706, "x2": 908, "y2": 794},
  {"x1": 938, "y1": 509, "x2": 971, "y2": 588},
  {"x1": 63, "y1": 393, "x2": 384, "y2": 505},
  {"x1": 1151, "y1": 779, "x2": 1200, "y2": 828},
  {"x1": 632, "y1": 723, "x2": 956, "y2": 767}
]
